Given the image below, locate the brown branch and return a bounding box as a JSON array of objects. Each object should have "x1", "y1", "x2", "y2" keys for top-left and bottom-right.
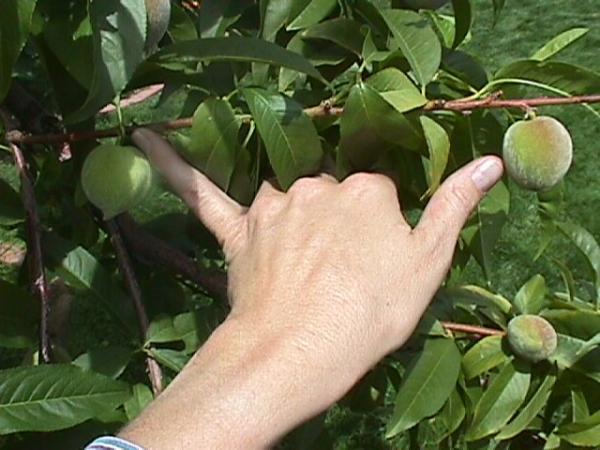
[
  {"x1": 6, "y1": 93, "x2": 600, "y2": 146},
  {"x1": 106, "y1": 219, "x2": 163, "y2": 395},
  {"x1": 423, "y1": 93, "x2": 600, "y2": 112},
  {"x1": 441, "y1": 321, "x2": 506, "y2": 338},
  {"x1": 10, "y1": 143, "x2": 52, "y2": 363},
  {"x1": 116, "y1": 214, "x2": 228, "y2": 302}
]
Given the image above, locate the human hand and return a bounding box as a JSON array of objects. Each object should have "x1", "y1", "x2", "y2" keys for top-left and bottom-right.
[{"x1": 122, "y1": 128, "x2": 503, "y2": 449}]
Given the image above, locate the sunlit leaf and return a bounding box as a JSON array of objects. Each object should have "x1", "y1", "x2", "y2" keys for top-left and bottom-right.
[
  {"x1": 243, "y1": 88, "x2": 323, "y2": 189},
  {"x1": 382, "y1": 9, "x2": 442, "y2": 86},
  {"x1": 149, "y1": 37, "x2": 325, "y2": 83},
  {"x1": 466, "y1": 360, "x2": 531, "y2": 441},
  {"x1": 124, "y1": 383, "x2": 153, "y2": 421},
  {"x1": 366, "y1": 68, "x2": 427, "y2": 112},
  {"x1": 420, "y1": 116, "x2": 450, "y2": 197},
  {"x1": 555, "y1": 221, "x2": 600, "y2": 302},
  {"x1": 558, "y1": 410, "x2": 600, "y2": 447},
  {"x1": 386, "y1": 338, "x2": 461, "y2": 437},
  {"x1": 496, "y1": 371, "x2": 557, "y2": 440},
  {"x1": 0, "y1": 365, "x2": 130, "y2": 433},
  {"x1": 288, "y1": 0, "x2": 338, "y2": 31},
  {"x1": 0, "y1": 0, "x2": 37, "y2": 101},
  {"x1": 67, "y1": 0, "x2": 147, "y2": 122},
  {"x1": 301, "y1": 18, "x2": 365, "y2": 55},
  {"x1": 531, "y1": 28, "x2": 589, "y2": 61},
  {"x1": 514, "y1": 274, "x2": 547, "y2": 315},
  {"x1": 462, "y1": 335, "x2": 509, "y2": 380},
  {"x1": 340, "y1": 82, "x2": 423, "y2": 170}
]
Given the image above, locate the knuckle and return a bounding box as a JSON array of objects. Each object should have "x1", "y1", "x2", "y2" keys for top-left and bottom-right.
[
  {"x1": 288, "y1": 177, "x2": 324, "y2": 198},
  {"x1": 343, "y1": 172, "x2": 395, "y2": 197}
]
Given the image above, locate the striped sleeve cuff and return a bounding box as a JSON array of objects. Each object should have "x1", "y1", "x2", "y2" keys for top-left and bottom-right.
[{"x1": 85, "y1": 436, "x2": 145, "y2": 450}]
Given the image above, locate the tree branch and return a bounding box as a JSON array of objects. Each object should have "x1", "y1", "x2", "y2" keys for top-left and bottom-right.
[
  {"x1": 441, "y1": 321, "x2": 506, "y2": 338},
  {"x1": 106, "y1": 219, "x2": 164, "y2": 395},
  {"x1": 10, "y1": 143, "x2": 52, "y2": 363},
  {"x1": 7, "y1": 93, "x2": 600, "y2": 146},
  {"x1": 115, "y1": 214, "x2": 228, "y2": 302}
]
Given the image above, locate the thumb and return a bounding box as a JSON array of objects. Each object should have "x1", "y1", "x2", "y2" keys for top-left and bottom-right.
[
  {"x1": 132, "y1": 128, "x2": 244, "y2": 247},
  {"x1": 416, "y1": 156, "x2": 504, "y2": 242}
]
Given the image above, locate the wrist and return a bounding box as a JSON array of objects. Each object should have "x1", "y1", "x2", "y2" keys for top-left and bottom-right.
[{"x1": 120, "y1": 315, "x2": 339, "y2": 449}]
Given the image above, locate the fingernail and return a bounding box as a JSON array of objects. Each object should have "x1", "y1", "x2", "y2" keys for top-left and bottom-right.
[{"x1": 471, "y1": 158, "x2": 503, "y2": 192}]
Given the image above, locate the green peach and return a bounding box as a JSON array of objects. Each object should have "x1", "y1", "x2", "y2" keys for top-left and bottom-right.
[
  {"x1": 145, "y1": 0, "x2": 171, "y2": 52},
  {"x1": 507, "y1": 315, "x2": 557, "y2": 363},
  {"x1": 81, "y1": 144, "x2": 153, "y2": 220},
  {"x1": 502, "y1": 116, "x2": 573, "y2": 191}
]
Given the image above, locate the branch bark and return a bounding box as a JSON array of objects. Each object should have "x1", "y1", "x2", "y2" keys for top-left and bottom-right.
[
  {"x1": 116, "y1": 214, "x2": 228, "y2": 302},
  {"x1": 441, "y1": 321, "x2": 506, "y2": 337},
  {"x1": 10, "y1": 143, "x2": 52, "y2": 363},
  {"x1": 7, "y1": 93, "x2": 600, "y2": 146},
  {"x1": 106, "y1": 219, "x2": 164, "y2": 395}
]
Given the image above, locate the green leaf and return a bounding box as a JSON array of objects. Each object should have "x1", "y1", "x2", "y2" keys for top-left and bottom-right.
[
  {"x1": 558, "y1": 410, "x2": 600, "y2": 447},
  {"x1": 571, "y1": 389, "x2": 589, "y2": 422},
  {"x1": 243, "y1": 88, "x2": 323, "y2": 190},
  {"x1": 382, "y1": 9, "x2": 442, "y2": 86},
  {"x1": 466, "y1": 360, "x2": 531, "y2": 441},
  {"x1": 0, "y1": 280, "x2": 38, "y2": 349},
  {"x1": 301, "y1": 18, "x2": 365, "y2": 55},
  {"x1": 148, "y1": 348, "x2": 190, "y2": 372},
  {"x1": 340, "y1": 82, "x2": 423, "y2": 170},
  {"x1": 72, "y1": 346, "x2": 133, "y2": 379},
  {"x1": 438, "y1": 389, "x2": 466, "y2": 437},
  {"x1": 451, "y1": 0, "x2": 472, "y2": 49},
  {"x1": 542, "y1": 309, "x2": 600, "y2": 341},
  {"x1": 197, "y1": 0, "x2": 249, "y2": 38},
  {"x1": 0, "y1": 179, "x2": 24, "y2": 226},
  {"x1": 45, "y1": 237, "x2": 137, "y2": 335},
  {"x1": 462, "y1": 335, "x2": 509, "y2": 380},
  {"x1": 495, "y1": 60, "x2": 600, "y2": 96},
  {"x1": 555, "y1": 221, "x2": 600, "y2": 302},
  {"x1": 169, "y1": 3, "x2": 200, "y2": 42},
  {"x1": 150, "y1": 36, "x2": 324, "y2": 83},
  {"x1": 365, "y1": 68, "x2": 427, "y2": 112},
  {"x1": 548, "y1": 333, "x2": 597, "y2": 369},
  {"x1": 461, "y1": 180, "x2": 510, "y2": 280},
  {"x1": 40, "y1": 2, "x2": 94, "y2": 90},
  {"x1": 0, "y1": 365, "x2": 130, "y2": 434},
  {"x1": 0, "y1": 0, "x2": 37, "y2": 102},
  {"x1": 386, "y1": 338, "x2": 461, "y2": 438},
  {"x1": 287, "y1": 0, "x2": 338, "y2": 31},
  {"x1": 496, "y1": 371, "x2": 557, "y2": 440},
  {"x1": 420, "y1": 116, "x2": 450, "y2": 197},
  {"x1": 514, "y1": 274, "x2": 547, "y2": 315},
  {"x1": 67, "y1": 0, "x2": 147, "y2": 122},
  {"x1": 124, "y1": 383, "x2": 154, "y2": 421},
  {"x1": 260, "y1": 0, "x2": 295, "y2": 41},
  {"x1": 180, "y1": 98, "x2": 241, "y2": 191},
  {"x1": 531, "y1": 28, "x2": 589, "y2": 61}
]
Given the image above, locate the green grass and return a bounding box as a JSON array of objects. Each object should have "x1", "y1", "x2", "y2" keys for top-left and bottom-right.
[{"x1": 456, "y1": 0, "x2": 600, "y2": 298}]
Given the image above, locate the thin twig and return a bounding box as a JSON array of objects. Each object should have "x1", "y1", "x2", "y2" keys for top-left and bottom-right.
[
  {"x1": 6, "y1": 93, "x2": 600, "y2": 146},
  {"x1": 106, "y1": 219, "x2": 164, "y2": 395},
  {"x1": 441, "y1": 321, "x2": 506, "y2": 337},
  {"x1": 423, "y1": 93, "x2": 600, "y2": 112},
  {"x1": 10, "y1": 143, "x2": 52, "y2": 363}
]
